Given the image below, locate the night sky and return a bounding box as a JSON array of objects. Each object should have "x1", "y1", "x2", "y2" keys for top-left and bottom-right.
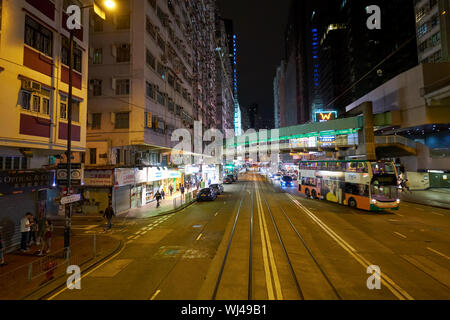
[{"x1": 217, "y1": 0, "x2": 291, "y2": 128}]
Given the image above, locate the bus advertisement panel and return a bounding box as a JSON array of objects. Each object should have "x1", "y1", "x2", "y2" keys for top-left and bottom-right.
[{"x1": 298, "y1": 160, "x2": 399, "y2": 211}]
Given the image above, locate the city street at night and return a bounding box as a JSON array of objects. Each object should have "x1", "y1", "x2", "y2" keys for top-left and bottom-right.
[
  {"x1": 0, "y1": 0, "x2": 449, "y2": 310},
  {"x1": 26, "y1": 174, "x2": 448, "y2": 301}
]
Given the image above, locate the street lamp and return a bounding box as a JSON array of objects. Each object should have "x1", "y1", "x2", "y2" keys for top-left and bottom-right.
[{"x1": 64, "y1": 0, "x2": 116, "y2": 249}]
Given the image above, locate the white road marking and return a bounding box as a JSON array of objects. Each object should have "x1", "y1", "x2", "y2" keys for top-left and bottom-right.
[
  {"x1": 127, "y1": 235, "x2": 135, "y2": 240},
  {"x1": 127, "y1": 240, "x2": 134, "y2": 244},
  {"x1": 431, "y1": 212, "x2": 444, "y2": 217},
  {"x1": 287, "y1": 193, "x2": 414, "y2": 300},
  {"x1": 396, "y1": 213, "x2": 404, "y2": 217},
  {"x1": 214, "y1": 211, "x2": 219, "y2": 216},
  {"x1": 150, "y1": 290, "x2": 161, "y2": 300},
  {"x1": 394, "y1": 232, "x2": 407, "y2": 239},
  {"x1": 427, "y1": 247, "x2": 450, "y2": 260},
  {"x1": 196, "y1": 233, "x2": 203, "y2": 241}
]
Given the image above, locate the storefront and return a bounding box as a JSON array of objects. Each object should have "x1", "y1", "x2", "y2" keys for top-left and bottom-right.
[
  {"x1": 82, "y1": 169, "x2": 114, "y2": 214},
  {"x1": 0, "y1": 170, "x2": 55, "y2": 251},
  {"x1": 133, "y1": 168, "x2": 147, "y2": 208},
  {"x1": 114, "y1": 168, "x2": 135, "y2": 214}
]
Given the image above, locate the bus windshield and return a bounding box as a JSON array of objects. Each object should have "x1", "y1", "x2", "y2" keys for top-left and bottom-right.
[
  {"x1": 371, "y1": 162, "x2": 396, "y2": 175},
  {"x1": 371, "y1": 184, "x2": 398, "y2": 201}
]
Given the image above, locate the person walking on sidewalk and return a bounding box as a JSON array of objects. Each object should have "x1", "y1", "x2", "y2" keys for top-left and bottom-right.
[
  {"x1": 154, "y1": 191, "x2": 162, "y2": 208},
  {"x1": 103, "y1": 204, "x2": 115, "y2": 230},
  {"x1": 169, "y1": 184, "x2": 173, "y2": 196},
  {"x1": 161, "y1": 188, "x2": 165, "y2": 200},
  {"x1": 180, "y1": 185, "x2": 185, "y2": 200},
  {"x1": 20, "y1": 213, "x2": 32, "y2": 252},
  {"x1": 38, "y1": 219, "x2": 53, "y2": 256}
]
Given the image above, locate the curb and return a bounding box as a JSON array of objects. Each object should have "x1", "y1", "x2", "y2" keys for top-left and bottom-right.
[
  {"x1": 118, "y1": 199, "x2": 197, "y2": 220},
  {"x1": 22, "y1": 237, "x2": 124, "y2": 300}
]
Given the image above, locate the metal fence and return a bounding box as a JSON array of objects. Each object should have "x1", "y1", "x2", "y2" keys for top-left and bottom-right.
[
  {"x1": 375, "y1": 135, "x2": 417, "y2": 149},
  {"x1": 172, "y1": 190, "x2": 197, "y2": 209},
  {"x1": 0, "y1": 236, "x2": 97, "y2": 300}
]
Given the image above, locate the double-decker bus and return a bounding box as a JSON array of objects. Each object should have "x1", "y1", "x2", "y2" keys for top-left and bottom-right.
[{"x1": 298, "y1": 160, "x2": 400, "y2": 211}]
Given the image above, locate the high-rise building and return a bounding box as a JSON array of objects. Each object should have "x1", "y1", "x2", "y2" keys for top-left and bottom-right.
[
  {"x1": 415, "y1": 0, "x2": 450, "y2": 63},
  {"x1": 215, "y1": 15, "x2": 235, "y2": 133},
  {"x1": 273, "y1": 61, "x2": 286, "y2": 129},
  {"x1": 86, "y1": 0, "x2": 217, "y2": 167}
]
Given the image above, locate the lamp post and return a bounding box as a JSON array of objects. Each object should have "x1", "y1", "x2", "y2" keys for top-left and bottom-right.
[{"x1": 64, "y1": 0, "x2": 116, "y2": 250}]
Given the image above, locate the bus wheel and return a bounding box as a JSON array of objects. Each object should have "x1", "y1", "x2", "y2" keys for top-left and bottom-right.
[
  {"x1": 349, "y1": 198, "x2": 357, "y2": 208},
  {"x1": 305, "y1": 189, "x2": 310, "y2": 198},
  {"x1": 311, "y1": 189, "x2": 317, "y2": 199}
]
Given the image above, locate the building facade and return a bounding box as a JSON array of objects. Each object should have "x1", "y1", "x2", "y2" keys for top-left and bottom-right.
[
  {"x1": 415, "y1": 0, "x2": 450, "y2": 63},
  {"x1": 0, "y1": 0, "x2": 90, "y2": 249}
]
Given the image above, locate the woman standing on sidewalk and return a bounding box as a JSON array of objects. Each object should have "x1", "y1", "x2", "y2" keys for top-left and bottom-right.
[{"x1": 38, "y1": 220, "x2": 53, "y2": 256}]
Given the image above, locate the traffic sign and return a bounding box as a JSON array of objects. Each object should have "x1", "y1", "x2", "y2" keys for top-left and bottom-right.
[{"x1": 61, "y1": 194, "x2": 81, "y2": 205}]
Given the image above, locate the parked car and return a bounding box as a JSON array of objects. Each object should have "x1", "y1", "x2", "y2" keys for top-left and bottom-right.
[
  {"x1": 273, "y1": 173, "x2": 282, "y2": 181},
  {"x1": 281, "y1": 175, "x2": 294, "y2": 187},
  {"x1": 197, "y1": 188, "x2": 217, "y2": 201},
  {"x1": 210, "y1": 183, "x2": 224, "y2": 195},
  {"x1": 224, "y1": 177, "x2": 233, "y2": 184}
]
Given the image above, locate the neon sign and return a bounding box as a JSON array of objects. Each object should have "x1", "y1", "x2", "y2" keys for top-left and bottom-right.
[{"x1": 314, "y1": 111, "x2": 338, "y2": 122}]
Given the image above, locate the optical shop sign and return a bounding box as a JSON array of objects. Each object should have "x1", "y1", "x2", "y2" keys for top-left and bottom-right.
[
  {"x1": 114, "y1": 168, "x2": 136, "y2": 187},
  {"x1": 0, "y1": 170, "x2": 54, "y2": 195}
]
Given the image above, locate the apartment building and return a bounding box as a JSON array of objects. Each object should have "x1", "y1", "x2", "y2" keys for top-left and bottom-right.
[
  {"x1": 86, "y1": 0, "x2": 218, "y2": 168},
  {"x1": 415, "y1": 0, "x2": 450, "y2": 63},
  {"x1": 0, "y1": 0, "x2": 90, "y2": 248},
  {"x1": 215, "y1": 15, "x2": 234, "y2": 133}
]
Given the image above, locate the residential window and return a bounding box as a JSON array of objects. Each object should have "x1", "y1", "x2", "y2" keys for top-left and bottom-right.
[
  {"x1": 168, "y1": 74, "x2": 175, "y2": 87},
  {"x1": 157, "y1": 91, "x2": 165, "y2": 106},
  {"x1": 31, "y1": 95, "x2": 41, "y2": 112},
  {"x1": 157, "y1": 62, "x2": 165, "y2": 79},
  {"x1": 89, "y1": 148, "x2": 97, "y2": 165},
  {"x1": 116, "y1": 14, "x2": 130, "y2": 30},
  {"x1": 92, "y1": 113, "x2": 101, "y2": 129},
  {"x1": 157, "y1": 34, "x2": 165, "y2": 51},
  {"x1": 61, "y1": 36, "x2": 82, "y2": 72},
  {"x1": 175, "y1": 104, "x2": 181, "y2": 116},
  {"x1": 146, "y1": 49, "x2": 156, "y2": 69},
  {"x1": 5, "y1": 157, "x2": 11, "y2": 170},
  {"x1": 60, "y1": 102, "x2": 67, "y2": 119},
  {"x1": 148, "y1": 0, "x2": 156, "y2": 9},
  {"x1": 13, "y1": 157, "x2": 20, "y2": 170},
  {"x1": 93, "y1": 48, "x2": 103, "y2": 64},
  {"x1": 116, "y1": 44, "x2": 130, "y2": 63},
  {"x1": 92, "y1": 79, "x2": 102, "y2": 96},
  {"x1": 25, "y1": 16, "x2": 53, "y2": 57},
  {"x1": 146, "y1": 17, "x2": 156, "y2": 39},
  {"x1": 146, "y1": 81, "x2": 155, "y2": 99},
  {"x1": 115, "y1": 112, "x2": 130, "y2": 129},
  {"x1": 21, "y1": 157, "x2": 28, "y2": 169},
  {"x1": 42, "y1": 97, "x2": 50, "y2": 115},
  {"x1": 21, "y1": 91, "x2": 32, "y2": 110},
  {"x1": 71, "y1": 101, "x2": 80, "y2": 122},
  {"x1": 116, "y1": 149, "x2": 121, "y2": 164},
  {"x1": 168, "y1": 99, "x2": 175, "y2": 112},
  {"x1": 115, "y1": 79, "x2": 130, "y2": 95}
]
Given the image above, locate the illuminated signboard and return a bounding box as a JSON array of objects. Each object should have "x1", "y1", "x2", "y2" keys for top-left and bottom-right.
[{"x1": 314, "y1": 111, "x2": 338, "y2": 122}]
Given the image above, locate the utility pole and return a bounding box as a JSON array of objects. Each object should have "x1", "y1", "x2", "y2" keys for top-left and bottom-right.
[{"x1": 64, "y1": 29, "x2": 74, "y2": 249}]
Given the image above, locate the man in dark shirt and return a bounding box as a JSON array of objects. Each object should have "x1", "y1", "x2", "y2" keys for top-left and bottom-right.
[{"x1": 103, "y1": 204, "x2": 115, "y2": 230}]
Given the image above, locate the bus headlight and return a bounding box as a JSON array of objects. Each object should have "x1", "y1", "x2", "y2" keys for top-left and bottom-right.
[
  {"x1": 396, "y1": 199, "x2": 400, "y2": 204},
  {"x1": 371, "y1": 199, "x2": 377, "y2": 204}
]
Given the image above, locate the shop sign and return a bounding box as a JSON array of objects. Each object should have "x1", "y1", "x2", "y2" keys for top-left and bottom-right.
[
  {"x1": 115, "y1": 168, "x2": 136, "y2": 187},
  {"x1": 61, "y1": 194, "x2": 81, "y2": 205},
  {"x1": 84, "y1": 170, "x2": 114, "y2": 186},
  {"x1": 135, "y1": 168, "x2": 147, "y2": 184},
  {"x1": 57, "y1": 163, "x2": 82, "y2": 186},
  {"x1": 185, "y1": 165, "x2": 200, "y2": 175},
  {"x1": 168, "y1": 171, "x2": 181, "y2": 179},
  {"x1": 0, "y1": 170, "x2": 55, "y2": 195},
  {"x1": 148, "y1": 167, "x2": 166, "y2": 182}
]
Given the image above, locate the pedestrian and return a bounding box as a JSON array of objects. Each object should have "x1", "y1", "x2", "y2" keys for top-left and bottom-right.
[
  {"x1": 20, "y1": 213, "x2": 32, "y2": 252},
  {"x1": 103, "y1": 203, "x2": 115, "y2": 230},
  {"x1": 28, "y1": 214, "x2": 38, "y2": 247},
  {"x1": 180, "y1": 185, "x2": 185, "y2": 200},
  {"x1": 38, "y1": 219, "x2": 53, "y2": 256},
  {"x1": 154, "y1": 191, "x2": 162, "y2": 208},
  {"x1": 169, "y1": 184, "x2": 173, "y2": 196},
  {"x1": 161, "y1": 188, "x2": 165, "y2": 200},
  {"x1": 0, "y1": 228, "x2": 6, "y2": 266}
]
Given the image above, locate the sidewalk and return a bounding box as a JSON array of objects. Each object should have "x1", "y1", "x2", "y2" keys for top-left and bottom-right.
[
  {"x1": 400, "y1": 188, "x2": 450, "y2": 210},
  {"x1": 0, "y1": 227, "x2": 120, "y2": 300},
  {"x1": 118, "y1": 190, "x2": 198, "y2": 219}
]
